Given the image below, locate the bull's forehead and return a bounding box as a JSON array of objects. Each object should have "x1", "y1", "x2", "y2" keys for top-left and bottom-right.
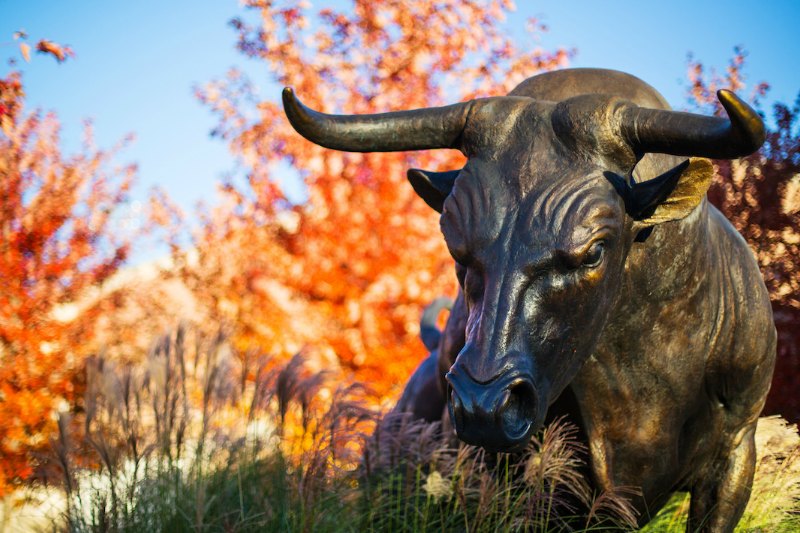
[{"x1": 440, "y1": 156, "x2": 624, "y2": 266}]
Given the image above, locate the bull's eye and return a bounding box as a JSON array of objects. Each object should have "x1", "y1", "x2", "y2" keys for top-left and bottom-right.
[{"x1": 582, "y1": 241, "x2": 605, "y2": 268}]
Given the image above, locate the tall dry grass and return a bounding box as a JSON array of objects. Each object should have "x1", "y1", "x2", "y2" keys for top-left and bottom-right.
[
  {"x1": 46, "y1": 326, "x2": 375, "y2": 531},
  {"x1": 9, "y1": 326, "x2": 798, "y2": 532}
]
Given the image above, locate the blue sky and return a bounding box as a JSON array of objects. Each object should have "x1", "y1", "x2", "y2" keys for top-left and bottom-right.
[{"x1": 1, "y1": 0, "x2": 799, "y2": 260}]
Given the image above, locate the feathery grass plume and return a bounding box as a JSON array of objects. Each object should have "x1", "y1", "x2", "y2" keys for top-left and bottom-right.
[
  {"x1": 325, "y1": 382, "x2": 376, "y2": 466},
  {"x1": 246, "y1": 353, "x2": 277, "y2": 425},
  {"x1": 521, "y1": 418, "x2": 593, "y2": 520},
  {"x1": 50, "y1": 411, "x2": 76, "y2": 524},
  {"x1": 274, "y1": 352, "x2": 306, "y2": 437}
]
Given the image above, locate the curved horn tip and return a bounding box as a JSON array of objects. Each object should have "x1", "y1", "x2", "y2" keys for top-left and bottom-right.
[
  {"x1": 282, "y1": 87, "x2": 297, "y2": 109},
  {"x1": 716, "y1": 89, "x2": 754, "y2": 118},
  {"x1": 716, "y1": 89, "x2": 766, "y2": 152},
  {"x1": 282, "y1": 87, "x2": 317, "y2": 138}
]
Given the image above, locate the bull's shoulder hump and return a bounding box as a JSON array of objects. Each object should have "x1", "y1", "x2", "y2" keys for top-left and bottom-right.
[{"x1": 508, "y1": 68, "x2": 670, "y2": 110}]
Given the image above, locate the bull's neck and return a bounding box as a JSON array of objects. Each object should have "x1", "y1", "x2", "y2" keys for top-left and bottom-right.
[{"x1": 615, "y1": 198, "x2": 715, "y2": 317}]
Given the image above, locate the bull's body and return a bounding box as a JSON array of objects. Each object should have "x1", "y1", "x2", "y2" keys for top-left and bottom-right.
[{"x1": 284, "y1": 69, "x2": 776, "y2": 531}]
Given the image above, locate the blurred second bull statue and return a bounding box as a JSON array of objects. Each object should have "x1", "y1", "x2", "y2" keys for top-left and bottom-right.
[{"x1": 283, "y1": 68, "x2": 776, "y2": 531}]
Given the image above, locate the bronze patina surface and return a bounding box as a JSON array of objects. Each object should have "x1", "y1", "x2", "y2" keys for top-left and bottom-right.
[{"x1": 283, "y1": 68, "x2": 776, "y2": 531}]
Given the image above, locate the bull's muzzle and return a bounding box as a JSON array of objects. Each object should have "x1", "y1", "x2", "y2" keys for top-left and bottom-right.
[{"x1": 445, "y1": 361, "x2": 540, "y2": 452}]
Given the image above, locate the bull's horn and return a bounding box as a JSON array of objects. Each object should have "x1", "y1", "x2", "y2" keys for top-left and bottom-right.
[
  {"x1": 620, "y1": 90, "x2": 765, "y2": 159},
  {"x1": 282, "y1": 87, "x2": 475, "y2": 152}
]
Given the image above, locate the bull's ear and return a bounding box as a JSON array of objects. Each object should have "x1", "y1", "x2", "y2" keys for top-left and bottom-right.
[
  {"x1": 630, "y1": 157, "x2": 714, "y2": 225},
  {"x1": 407, "y1": 168, "x2": 461, "y2": 213}
]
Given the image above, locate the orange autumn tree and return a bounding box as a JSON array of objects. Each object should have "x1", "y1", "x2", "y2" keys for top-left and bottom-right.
[
  {"x1": 190, "y1": 1, "x2": 570, "y2": 397},
  {"x1": 0, "y1": 54, "x2": 134, "y2": 492}
]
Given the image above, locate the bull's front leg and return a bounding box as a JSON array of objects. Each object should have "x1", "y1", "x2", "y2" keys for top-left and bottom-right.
[{"x1": 687, "y1": 422, "x2": 757, "y2": 532}]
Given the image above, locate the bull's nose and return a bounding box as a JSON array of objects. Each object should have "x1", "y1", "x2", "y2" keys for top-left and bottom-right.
[{"x1": 446, "y1": 367, "x2": 539, "y2": 452}]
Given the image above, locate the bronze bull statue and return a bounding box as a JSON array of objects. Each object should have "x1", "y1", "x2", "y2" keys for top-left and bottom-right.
[{"x1": 282, "y1": 68, "x2": 776, "y2": 531}]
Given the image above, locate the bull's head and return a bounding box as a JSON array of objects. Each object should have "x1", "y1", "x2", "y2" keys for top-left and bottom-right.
[{"x1": 282, "y1": 86, "x2": 764, "y2": 451}]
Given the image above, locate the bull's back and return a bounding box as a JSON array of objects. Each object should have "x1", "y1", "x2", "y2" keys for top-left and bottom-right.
[{"x1": 509, "y1": 68, "x2": 671, "y2": 110}]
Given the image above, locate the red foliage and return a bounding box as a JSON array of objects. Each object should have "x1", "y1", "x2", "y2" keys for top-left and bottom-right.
[
  {"x1": 0, "y1": 67, "x2": 134, "y2": 494},
  {"x1": 0, "y1": 72, "x2": 24, "y2": 132}
]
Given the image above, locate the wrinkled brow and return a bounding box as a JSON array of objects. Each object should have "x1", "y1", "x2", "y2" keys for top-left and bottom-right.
[
  {"x1": 520, "y1": 182, "x2": 623, "y2": 247},
  {"x1": 440, "y1": 170, "x2": 512, "y2": 259}
]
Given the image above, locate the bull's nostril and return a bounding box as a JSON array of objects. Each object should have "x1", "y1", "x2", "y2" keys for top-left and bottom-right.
[
  {"x1": 449, "y1": 388, "x2": 464, "y2": 430},
  {"x1": 500, "y1": 380, "x2": 536, "y2": 440}
]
